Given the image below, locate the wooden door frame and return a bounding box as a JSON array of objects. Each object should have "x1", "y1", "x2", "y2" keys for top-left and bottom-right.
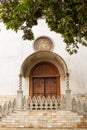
[{"x1": 29, "y1": 62, "x2": 60, "y2": 98}]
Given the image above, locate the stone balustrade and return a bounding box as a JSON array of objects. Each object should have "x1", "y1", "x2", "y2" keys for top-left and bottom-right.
[
  {"x1": 71, "y1": 97, "x2": 87, "y2": 116},
  {"x1": 0, "y1": 95, "x2": 87, "y2": 120},
  {"x1": 22, "y1": 96, "x2": 66, "y2": 111},
  {"x1": 0, "y1": 98, "x2": 16, "y2": 118},
  {"x1": 21, "y1": 95, "x2": 87, "y2": 117}
]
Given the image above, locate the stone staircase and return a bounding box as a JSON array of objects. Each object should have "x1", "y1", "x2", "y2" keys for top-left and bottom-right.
[{"x1": 0, "y1": 110, "x2": 86, "y2": 128}]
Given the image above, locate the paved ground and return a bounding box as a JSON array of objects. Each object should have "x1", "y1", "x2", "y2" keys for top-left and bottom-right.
[{"x1": 0, "y1": 128, "x2": 87, "y2": 130}]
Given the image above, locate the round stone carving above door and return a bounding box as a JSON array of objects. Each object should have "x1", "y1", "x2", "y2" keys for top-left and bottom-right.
[{"x1": 34, "y1": 36, "x2": 53, "y2": 51}]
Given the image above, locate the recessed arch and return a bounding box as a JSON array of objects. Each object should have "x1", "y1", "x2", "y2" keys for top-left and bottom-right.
[{"x1": 20, "y1": 51, "x2": 68, "y2": 77}]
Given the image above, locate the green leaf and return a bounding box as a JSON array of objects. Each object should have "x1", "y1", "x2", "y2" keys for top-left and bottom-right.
[{"x1": 0, "y1": 0, "x2": 87, "y2": 54}]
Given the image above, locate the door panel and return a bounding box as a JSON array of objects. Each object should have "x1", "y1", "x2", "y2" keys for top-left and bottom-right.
[
  {"x1": 46, "y1": 77, "x2": 57, "y2": 97},
  {"x1": 33, "y1": 77, "x2": 57, "y2": 97},
  {"x1": 33, "y1": 78, "x2": 44, "y2": 97}
]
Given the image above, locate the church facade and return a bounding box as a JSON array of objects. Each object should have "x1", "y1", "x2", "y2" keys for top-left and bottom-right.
[
  {"x1": 0, "y1": 19, "x2": 87, "y2": 128},
  {"x1": 0, "y1": 19, "x2": 87, "y2": 97}
]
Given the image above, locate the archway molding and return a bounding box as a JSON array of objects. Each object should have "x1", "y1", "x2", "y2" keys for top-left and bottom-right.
[{"x1": 20, "y1": 51, "x2": 68, "y2": 77}]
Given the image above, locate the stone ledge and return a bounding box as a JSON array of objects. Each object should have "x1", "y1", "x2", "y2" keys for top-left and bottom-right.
[{"x1": 0, "y1": 128, "x2": 87, "y2": 130}]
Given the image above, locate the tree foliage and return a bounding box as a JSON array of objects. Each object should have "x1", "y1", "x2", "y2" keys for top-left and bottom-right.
[{"x1": 0, "y1": 0, "x2": 87, "y2": 54}]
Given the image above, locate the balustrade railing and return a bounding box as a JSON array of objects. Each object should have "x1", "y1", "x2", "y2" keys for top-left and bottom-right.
[
  {"x1": 71, "y1": 97, "x2": 87, "y2": 116},
  {"x1": 22, "y1": 95, "x2": 87, "y2": 116},
  {"x1": 22, "y1": 96, "x2": 66, "y2": 110},
  {"x1": 0, "y1": 98, "x2": 16, "y2": 119},
  {"x1": 0, "y1": 95, "x2": 87, "y2": 119}
]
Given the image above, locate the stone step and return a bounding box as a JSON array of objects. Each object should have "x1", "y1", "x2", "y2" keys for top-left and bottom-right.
[
  {"x1": 0, "y1": 110, "x2": 86, "y2": 128},
  {"x1": 0, "y1": 128, "x2": 87, "y2": 130}
]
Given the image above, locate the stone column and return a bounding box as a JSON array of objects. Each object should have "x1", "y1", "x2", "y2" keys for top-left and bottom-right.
[
  {"x1": 17, "y1": 74, "x2": 23, "y2": 111},
  {"x1": 65, "y1": 73, "x2": 72, "y2": 110}
]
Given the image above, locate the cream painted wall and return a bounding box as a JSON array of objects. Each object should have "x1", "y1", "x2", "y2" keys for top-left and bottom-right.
[{"x1": 0, "y1": 19, "x2": 87, "y2": 95}]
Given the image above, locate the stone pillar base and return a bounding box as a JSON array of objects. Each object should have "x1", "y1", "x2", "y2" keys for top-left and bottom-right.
[
  {"x1": 17, "y1": 90, "x2": 23, "y2": 111},
  {"x1": 66, "y1": 88, "x2": 72, "y2": 111}
]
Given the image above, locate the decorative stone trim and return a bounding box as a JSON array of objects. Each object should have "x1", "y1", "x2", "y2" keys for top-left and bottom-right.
[
  {"x1": 66, "y1": 72, "x2": 69, "y2": 89},
  {"x1": 18, "y1": 74, "x2": 22, "y2": 90},
  {"x1": 33, "y1": 36, "x2": 54, "y2": 51},
  {"x1": 22, "y1": 96, "x2": 66, "y2": 110}
]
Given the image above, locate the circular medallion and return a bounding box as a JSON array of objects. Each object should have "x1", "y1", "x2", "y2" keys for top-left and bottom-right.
[{"x1": 34, "y1": 37, "x2": 53, "y2": 51}]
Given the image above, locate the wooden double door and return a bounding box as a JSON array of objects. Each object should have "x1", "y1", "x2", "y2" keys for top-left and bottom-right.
[
  {"x1": 29, "y1": 62, "x2": 60, "y2": 98},
  {"x1": 33, "y1": 77, "x2": 57, "y2": 97}
]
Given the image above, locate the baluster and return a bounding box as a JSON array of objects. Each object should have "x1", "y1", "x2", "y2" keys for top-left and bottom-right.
[
  {"x1": 0, "y1": 105, "x2": 2, "y2": 118},
  {"x1": 60, "y1": 96, "x2": 66, "y2": 110},
  {"x1": 55, "y1": 98, "x2": 58, "y2": 110},
  {"x1": 71, "y1": 98, "x2": 77, "y2": 112},
  {"x1": 52, "y1": 96, "x2": 56, "y2": 109},
  {"x1": 32, "y1": 96, "x2": 37, "y2": 110},
  {"x1": 50, "y1": 98, "x2": 53, "y2": 110},
  {"x1": 83, "y1": 102, "x2": 87, "y2": 117},
  {"x1": 30, "y1": 99, "x2": 33, "y2": 110},
  {"x1": 2, "y1": 104, "x2": 5, "y2": 117},
  {"x1": 42, "y1": 96, "x2": 47, "y2": 110},
  {"x1": 12, "y1": 98, "x2": 17, "y2": 111},
  {"x1": 47, "y1": 96, "x2": 51, "y2": 110},
  {"x1": 2, "y1": 103, "x2": 8, "y2": 117},
  {"x1": 57, "y1": 96, "x2": 60, "y2": 109},
  {"x1": 8, "y1": 101, "x2": 13, "y2": 113},
  {"x1": 77, "y1": 100, "x2": 83, "y2": 115},
  {"x1": 27, "y1": 96, "x2": 31, "y2": 110},
  {"x1": 35, "y1": 97, "x2": 38, "y2": 110},
  {"x1": 37, "y1": 96, "x2": 41, "y2": 110}
]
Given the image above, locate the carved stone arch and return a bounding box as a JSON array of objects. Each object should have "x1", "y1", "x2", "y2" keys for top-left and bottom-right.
[
  {"x1": 20, "y1": 51, "x2": 69, "y2": 97},
  {"x1": 20, "y1": 51, "x2": 68, "y2": 77}
]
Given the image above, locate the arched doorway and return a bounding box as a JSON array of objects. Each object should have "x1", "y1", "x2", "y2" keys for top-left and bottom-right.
[{"x1": 29, "y1": 62, "x2": 60, "y2": 98}]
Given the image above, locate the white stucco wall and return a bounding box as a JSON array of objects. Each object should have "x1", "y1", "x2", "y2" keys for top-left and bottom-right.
[{"x1": 0, "y1": 19, "x2": 87, "y2": 96}]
